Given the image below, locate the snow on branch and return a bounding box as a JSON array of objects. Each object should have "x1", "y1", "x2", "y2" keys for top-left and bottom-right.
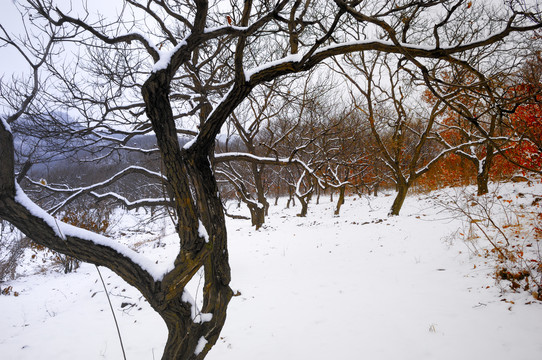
[
  {"x1": 13, "y1": 183, "x2": 172, "y2": 281},
  {"x1": 88, "y1": 192, "x2": 171, "y2": 210},
  {"x1": 215, "y1": 169, "x2": 262, "y2": 209},
  {"x1": 25, "y1": 166, "x2": 168, "y2": 215},
  {"x1": 152, "y1": 39, "x2": 188, "y2": 73},
  {"x1": 215, "y1": 152, "x2": 328, "y2": 188},
  {"x1": 412, "y1": 138, "x2": 508, "y2": 179}
]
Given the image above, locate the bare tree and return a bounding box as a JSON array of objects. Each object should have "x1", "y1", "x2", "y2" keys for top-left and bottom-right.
[
  {"x1": 216, "y1": 72, "x2": 336, "y2": 223},
  {"x1": 334, "y1": 51, "x2": 464, "y2": 215},
  {"x1": 215, "y1": 80, "x2": 289, "y2": 228},
  {"x1": 323, "y1": 112, "x2": 369, "y2": 215},
  {"x1": 0, "y1": 1, "x2": 540, "y2": 359},
  {"x1": 429, "y1": 57, "x2": 535, "y2": 195}
]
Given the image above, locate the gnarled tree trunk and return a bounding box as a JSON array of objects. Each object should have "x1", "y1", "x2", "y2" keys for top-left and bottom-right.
[
  {"x1": 296, "y1": 189, "x2": 313, "y2": 217},
  {"x1": 142, "y1": 70, "x2": 234, "y2": 359}
]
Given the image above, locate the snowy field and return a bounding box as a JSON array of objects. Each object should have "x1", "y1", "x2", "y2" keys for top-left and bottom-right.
[{"x1": 1, "y1": 182, "x2": 541, "y2": 360}]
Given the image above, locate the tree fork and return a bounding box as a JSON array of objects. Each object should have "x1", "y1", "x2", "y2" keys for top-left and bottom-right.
[{"x1": 141, "y1": 66, "x2": 233, "y2": 359}]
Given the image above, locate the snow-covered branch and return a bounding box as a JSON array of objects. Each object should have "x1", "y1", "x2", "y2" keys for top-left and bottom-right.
[{"x1": 25, "y1": 166, "x2": 167, "y2": 215}]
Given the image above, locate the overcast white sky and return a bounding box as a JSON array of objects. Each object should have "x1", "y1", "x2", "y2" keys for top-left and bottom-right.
[
  {"x1": 1, "y1": 0, "x2": 123, "y2": 77},
  {"x1": 1, "y1": 2, "x2": 30, "y2": 76}
]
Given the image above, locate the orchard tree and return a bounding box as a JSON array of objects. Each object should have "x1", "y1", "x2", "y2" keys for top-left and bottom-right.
[
  {"x1": 427, "y1": 59, "x2": 537, "y2": 194},
  {"x1": 334, "y1": 51, "x2": 469, "y2": 215},
  {"x1": 215, "y1": 73, "x2": 329, "y2": 227},
  {"x1": 214, "y1": 83, "x2": 283, "y2": 228},
  {"x1": 1, "y1": 1, "x2": 541, "y2": 359},
  {"x1": 431, "y1": 88, "x2": 508, "y2": 195}
]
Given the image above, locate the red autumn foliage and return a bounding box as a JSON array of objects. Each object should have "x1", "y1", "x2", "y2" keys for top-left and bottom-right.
[
  {"x1": 418, "y1": 63, "x2": 542, "y2": 190},
  {"x1": 507, "y1": 93, "x2": 542, "y2": 170}
]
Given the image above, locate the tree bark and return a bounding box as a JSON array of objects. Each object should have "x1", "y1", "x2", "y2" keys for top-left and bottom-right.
[
  {"x1": 251, "y1": 163, "x2": 270, "y2": 218},
  {"x1": 296, "y1": 190, "x2": 312, "y2": 217},
  {"x1": 139, "y1": 69, "x2": 233, "y2": 359},
  {"x1": 182, "y1": 150, "x2": 233, "y2": 359},
  {"x1": 334, "y1": 185, "x2": 346, "y2": 215},
  {"x1": 476, "y1": 169, "x2": 490, "y2": 196},
  {"x1": 248, "y1": 203, "x2": 266, "y2": 229},
  {"x1": 389, "y1": 181, "x2": 409, "y2": 216},
  {"x1": 253, "y1": 181, "x2": 269, "y2": 226},
  {"x1": 0, "y1": 124, "x2": 15, "y2": 198},
  {"x1": 286, "y1": 185, "x2": 295, "y2": 208},
  {"x1": 476, "y1": 143, "x2": 495, "y2": 196},
  {"x1": 297, "y1": 195, "x2": 309, "y2": 217}
]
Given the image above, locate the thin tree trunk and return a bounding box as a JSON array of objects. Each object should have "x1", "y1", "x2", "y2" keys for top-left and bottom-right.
[
  {"x1": 476, "y1": 147, "x2": 495, "y2": 196},
  {"x1": 334, "y1": 185, "x2": 346, "y2": 216},
  {"x1": 297, "y1": 195, "x2": 309, "y2": 217},
  {"x1": 286, "y1": 185, "x2": 295, "y2": 208},
  {"x1": 252, "y1": 163, "x2": 269, "y2": 218}
]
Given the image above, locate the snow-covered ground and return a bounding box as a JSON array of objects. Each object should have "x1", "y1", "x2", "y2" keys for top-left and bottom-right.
[{"x1": 1, "y1": 182, "x2": 541, "y2": 359}]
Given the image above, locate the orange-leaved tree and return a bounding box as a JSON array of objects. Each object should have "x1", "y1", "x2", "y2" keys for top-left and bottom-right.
[{"x1": 506, "y1": 49, "x2": 542, "y2": 171}]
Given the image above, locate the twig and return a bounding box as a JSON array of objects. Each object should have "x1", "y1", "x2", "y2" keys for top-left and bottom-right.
[{"x1": 95, "y1": 265, "x2": 127, "y2": 360}]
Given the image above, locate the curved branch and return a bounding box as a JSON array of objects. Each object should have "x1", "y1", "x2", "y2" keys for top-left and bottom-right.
[
  {"x1": 0, "y1": 184, "x2": 161, "y2": 300},
  {"x1": 36, "y1": 166, "x2": 166, "y2": 214},
  {"x1": 28, "y1": 0, "x2": 161, "y2": 61}
]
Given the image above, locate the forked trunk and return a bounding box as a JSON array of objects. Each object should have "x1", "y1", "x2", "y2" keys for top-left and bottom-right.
[
  {"x1": 249, "y1": 204, "x2": 266, "y2": 229},
  {"x1": 297, "y1": 195, "x2": 309, "y2": 217},
  {"x1": 296, "y1": 190, "x2": 312, "y2": 217},
  {"x1": 157, "y1": 151, "x2": 233, "y2": 360},
  {"x1": 142, "y1": 70, "x2": 233, "y2": 359}
]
